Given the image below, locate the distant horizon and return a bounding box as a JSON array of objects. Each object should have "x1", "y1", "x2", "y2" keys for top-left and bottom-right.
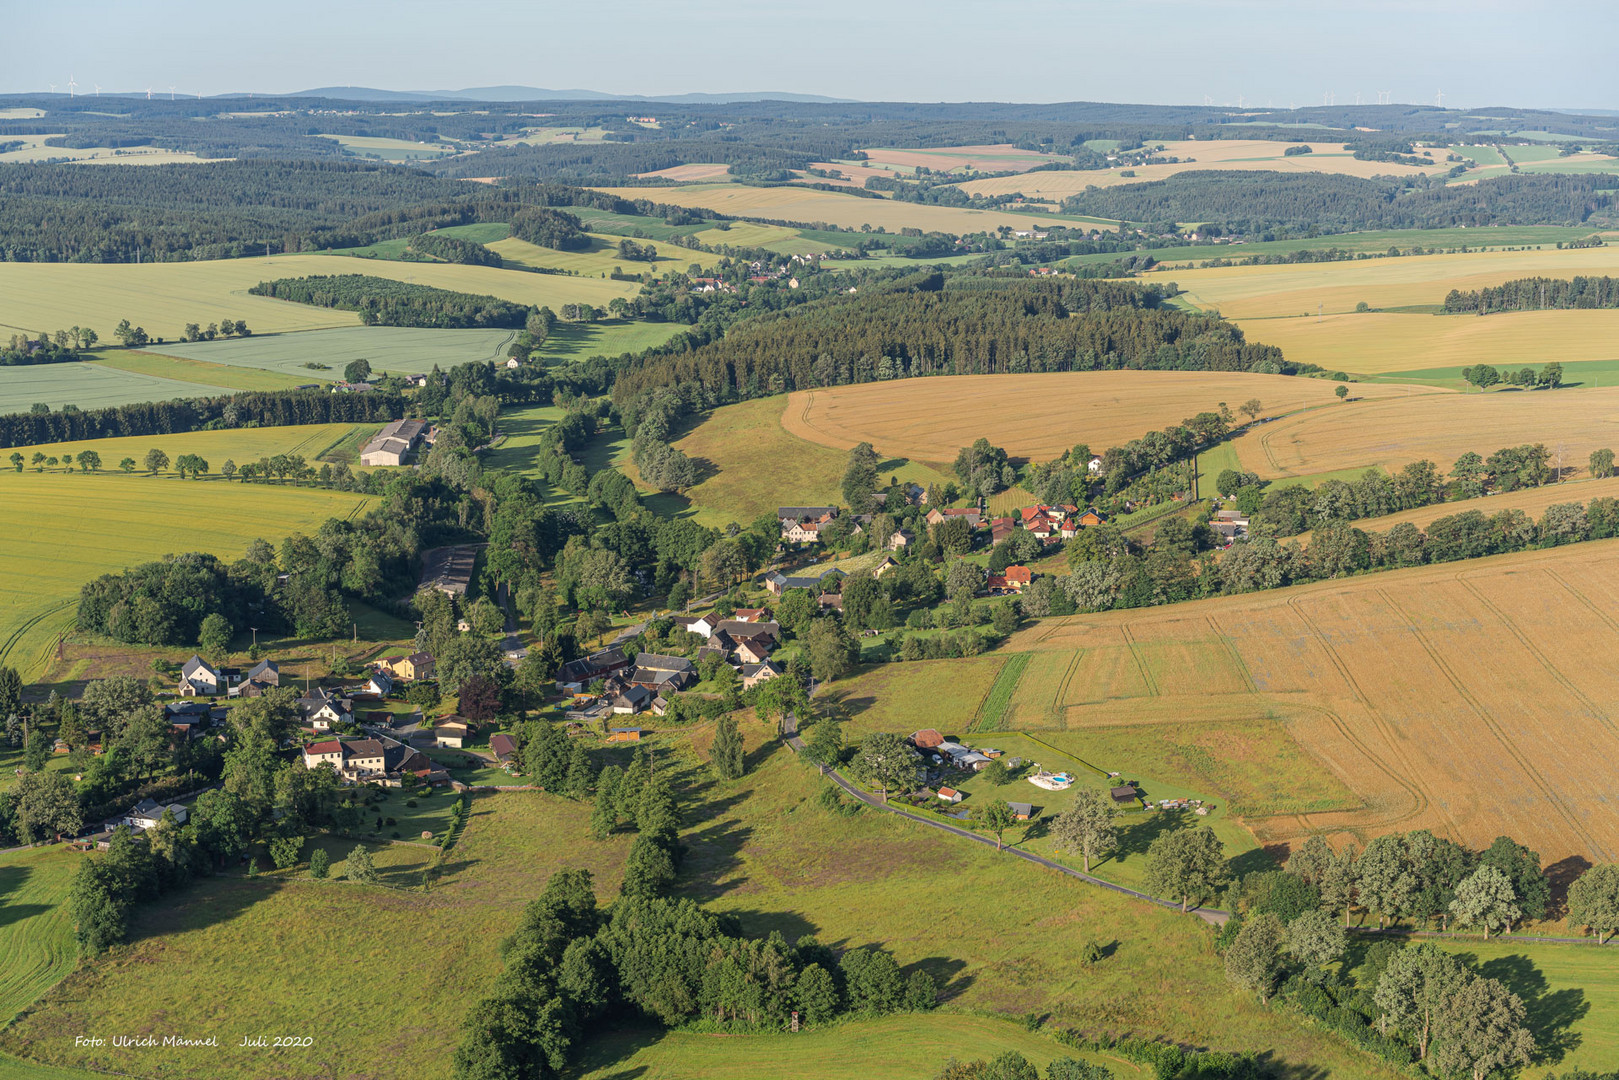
[
  {"x1": 7, "y1": 0, "x2": 1616, "y2": 111},
  {"x1": 4, "y1": 84, "x2": 1616, "y2": 116}
]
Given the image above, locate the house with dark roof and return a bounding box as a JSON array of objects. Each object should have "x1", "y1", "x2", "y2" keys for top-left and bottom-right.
[
  {"x1": 734, "y1": 637, "x2": 773, "y2": 665},
  {"x1": 178, "y1": 655, "x2": 222, "y2": 697},
  {"x1": 556, "y1": 648, "x2": 630, "y2": 690},
  {"x1": 628, "y1": 653, "x2": 695, "y2": 691},
  {"x1": 121, "y1": 798, "x2": 189, "y2": 831},
  {"x1": 740, "y1": 660, "x2": 783, "y2": 689},
  {"x1": 489, "y1": 733, "x2": 518, "y2": 764},
  {"x1": 298, "y1": 687, "x2": 353, "y2": 731},
  {"x1": 612, "y1": 685, "x2": 653, "y2": 714},
  {"x1": 715, "y1": 619, "x2": 779, "y2": 643},
  {"x1": 244, "y1": 659, "x2": 279, "y2": 688}
]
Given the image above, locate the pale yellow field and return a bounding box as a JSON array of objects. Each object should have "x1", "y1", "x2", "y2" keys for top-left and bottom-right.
[
  {"x1": 0, "y1": 108, "x2": 46, "y2": 120},
  {"x1": 1167, "y1": 244, "x2": 1619, "y2": 320},
  {"x1": 487, "y1": 234, "x2": 722, "y2": 276},
  {"x1": 637, "y1": 163, "x2": 731, "y2": 181},
  {"x1": 956, "y1": 139, "x2": 1452, "y2": 198},
  {"x1": 588, "y1": 182, "x2": 1109, "y2": 234},
  {"x1": 0, "y1": 254, "x2": 640, "y2": 340},
  {"x1": 1002, "y1": 540, "x2": 1619, "y2": 866},
  {"x1": 0, "y1": 133, "x2": 216, "y2": 165},
  {"x1": 1244, "y1": 309, "x2": 1619, "y2": 375},
  {"x1": 315, "y1": 134, "x2": 458, "y2": 161},
  {"x1": 1298, "y1": 474, "x2": 1619, "y2": 544},
  {"x1": 1232, "y1": 384, "x2": 1619, "y2": 478},
  {"x1": 783, "y1": 372, "x2": 1445, "y2": 464},
  {"x1": 860, "y1": 143, "x2": 1061, "y2": 174}
]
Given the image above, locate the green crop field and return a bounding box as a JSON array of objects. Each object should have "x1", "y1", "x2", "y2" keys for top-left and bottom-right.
[
  {"x1": 5, "y1": 422, "x2": 376, "y2": 476},
  {"x1": 0, "y1": 253, "x2": 640, "y2": 343},
  {"x1": 536, "y1": 319, "x2": 690, "y2": 364},
  {"x1": 95, "y1": 349, "x2": 310, "y2": 391},
  {"x1": 0, "y1": 361, "x2": 226, "y2": 414},
  {"x1": 691, "y1": 220, "x2": 843, "y2": 255},
  {"x1": 150, "y1": 325, "x2": 520, "y2": 377},
  {"x1": 0, "y1": 470, "x2": 372, "y2": 682},
  {"x1": 0, "y1": 845, "x2": 78, "y2": 1026}
]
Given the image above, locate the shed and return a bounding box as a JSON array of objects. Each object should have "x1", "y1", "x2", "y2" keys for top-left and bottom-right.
[
  {"x1": 1111, "y1": 784, "x2": 1140, "y2": 805},
  {"x1": 1008, "y1": 802, "x2": 1034, "y2": 821}
]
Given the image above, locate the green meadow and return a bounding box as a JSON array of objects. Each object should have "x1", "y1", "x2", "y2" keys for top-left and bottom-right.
[
  {"x1": 0, "y1": 361, "x2": 225, "y2": 414},
  {"x1": 150, "y1": 325, "x2": 520, "y2": 377}
]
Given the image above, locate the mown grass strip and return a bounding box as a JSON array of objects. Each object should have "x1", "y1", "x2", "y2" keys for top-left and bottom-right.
[{"x1": 972, "y1": 652, "x2": 1030, "y2": 732}]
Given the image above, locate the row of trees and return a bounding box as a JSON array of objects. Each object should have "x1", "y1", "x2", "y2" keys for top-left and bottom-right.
[{"x1": 1446, "y1": 275, "x2": 1619, "y2": 314}]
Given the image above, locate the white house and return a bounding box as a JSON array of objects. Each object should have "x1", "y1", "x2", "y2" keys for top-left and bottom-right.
[
  {"x1": 122, "y1": 798, "x2": 189, "y2": 830},
  {"x1": 178, "y1": 655, "x2": 222, "y2": 697}
]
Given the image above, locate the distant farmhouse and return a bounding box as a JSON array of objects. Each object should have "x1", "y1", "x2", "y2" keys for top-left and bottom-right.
[{"x1": 360, "y1": 418, "x2": 429, "y2": 468}]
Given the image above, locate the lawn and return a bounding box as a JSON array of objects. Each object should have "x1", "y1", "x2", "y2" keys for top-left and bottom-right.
[
  {"x1": 0, "y1": 253, "x2": 639, "y2": 342},
  {"x1": 0, "y1": 470, "x2": 372, "y2": 682},
  {"x1": 2, "y1": 792, "x2": 633, "y2": 1080},
  {"x1": 150, "y1": 325, "x2": 521, "y2": 377},
  {"x1": 0, "y1": 361, "x2": 226, "y2": 414},
  {"x1": 819, "y1": 655, "x2": 1012, "y2": 740}
]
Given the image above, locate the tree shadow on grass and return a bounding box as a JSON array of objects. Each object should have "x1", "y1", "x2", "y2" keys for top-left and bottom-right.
[
  {"x1": 1252, "y1": 1050, "x2": 1329, "y2": 1080},
  {"x1": 1109, "y1": 809, "x2": 1187, "y2": 861},
  {"x1": 566, "y1": 1024, "x2": 660, "y2": 1080},
  {"x1": 1228, "y1": 845, "x2": 1282, "y2": 878},
  {"x1": 1475, "y1": 952, "x2": 1588, "y2": 1065}
]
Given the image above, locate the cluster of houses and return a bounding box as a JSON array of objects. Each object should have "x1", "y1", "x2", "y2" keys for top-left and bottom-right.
[
  {"x1": 557, "y1": 608, "x2": 786, "y2": 719},
  {"x1": 301, "y1": 732, "x2": 450, "y2": 786},
  {"x1": 177, "y1": 656, "x2": 282, "y2": 699},
  {"x1": 359, "y1": 418, "x2": 432, "y2": 468},
  {"x1": 1015, "y1": 503, "x2": 1107, "y2": 541},
  {"x1": 1210, "y1": 508, "x2": 1250, "y2": 547}
]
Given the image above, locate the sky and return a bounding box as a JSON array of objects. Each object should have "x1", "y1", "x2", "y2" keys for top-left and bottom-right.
[{"x1": 6, "y1": 0, "x2": 1617, "y2": 109}]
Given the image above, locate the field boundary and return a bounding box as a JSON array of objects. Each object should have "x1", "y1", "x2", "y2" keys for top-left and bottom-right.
[{"x1": 971, "y1": 652, "x2": 1030, "y2": 733}]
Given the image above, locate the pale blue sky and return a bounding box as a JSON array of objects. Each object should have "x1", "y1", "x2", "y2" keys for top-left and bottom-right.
[{"x1": 6, "y1": 0, "x2": 1616, "y2": 108}]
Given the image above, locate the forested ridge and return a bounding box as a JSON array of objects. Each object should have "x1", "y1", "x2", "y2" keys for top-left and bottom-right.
[
  {"x1": 1443, "y1": 274, "x2": 1619, "y2": 313},
  {"x1": 1059, "y1": 171, "x2": 1619, "y2": 234},
  {"x1": 248, "y1": 275, "x2": 532, "y2": 329},
  {"x1": 610, "y1": 274, "x2": 1293, "y2": 408}
]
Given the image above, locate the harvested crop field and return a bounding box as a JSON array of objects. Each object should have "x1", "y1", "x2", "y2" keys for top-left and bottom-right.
[
  {"x1": 636, "y1": 162, "x2": 731, "y2": 181},
  {"x1": 783, "y1": 372, "x2": 1444, "y2": 464},
  {"x1": 152, "y1": 325, "x2": 522, "y2": 377},
  {"x1": 1243, "y1": 309, "x2": 1619, "y2": 376},
  {"x1": 955, "y1": 139, "x2": 1452, "y2": 199},
  {"x1": 859, "y1": 143, "x2": 1061, "y2": 174},
  {"x1": 1167, "y1": 244, "x2": 1619, "y2": 321},
  {"x1": 1231, "y1": 384, "x2": 1619, "y2": 479},
  {"x1": 998, "y1": 540, "x2": 1619, "y2": 866}
]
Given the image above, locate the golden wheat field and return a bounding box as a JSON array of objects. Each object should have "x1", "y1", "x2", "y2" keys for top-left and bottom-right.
[
  {"x1": 1242, "y1": 309, "x2": 1619, "y2": 375},
  {"x1": 782, "y1": 372, "x2": 1444, "y2": 464},
  {"x1": 1232, "y1": 385, "x2": 1619, "y2": 478},
  {"x1": 1166, "y1": 244, "x2": 1619, "y2": 320},
  {"x1": 587, "y1": 183, "x2": 1107, "y2": 234},
  {"x1": 954, "y1": 139, "x2": 1455, "y2": 199},
  {"x1": 0, "y1": 254, "x2": 639, "y2": 340},
  {"x1": 999, "y1": 541, "x2": 1619, "y2": 867},
  {"x1": 1295, "y1": 475, "x2": 1619, "y2": 545}
]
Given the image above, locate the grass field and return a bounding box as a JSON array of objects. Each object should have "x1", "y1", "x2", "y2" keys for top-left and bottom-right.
[
  {"x1": 0, "y1": 845, "x2": 78, "y2": 1026},
  {"x1": 575, "y1": 1015, "x2": 1148, "y2": 1080},
  {"x1": 861, "y1": 143, "x2": 1066, "y2": 175},
  {"x1": 992, "y1": 539, "x2": 1619, "y2": 868},
  {"x1": 315, "y1": 133, "x2": 458, "y2": 162},
  {"x1": 1376, "y1": 356, "x2": 1619, "y2": 391},
  {"x1": 589, "y1": 182, "x2": 1111, "y2": 235},
  {"x1": 96, "y1": 349, "x2": 311, "y2": 391},
  {"x1": 0, "y1": 361, "x2": 228, "y2": 414},
  {"x1": 1086, "y1": 226, "x2": 1606, "y2": 271},
  {"x1": 150, "y1": 325, "x2": 519, "y2": 377},
  {"x1": 3, "y1": 793, "x2": 632, "y2": 1080},
  {"x1": 0, "y1": 253, "x2": 639, "y2": 342},
  {"x1": 783, "y1": 373, "x2": 1445, "y2": 465},
  {"x1": 0, "y1": 133, "x2": 215, "y2": 165},
  {"x1": 0, "y1": 471, "x2": 372, "y2": 682},
  {"x1": 632, "y1": 395, "x2": 954, "y2": 526},
  {"x1": 1230, "y1": 384, "x2": 1619, "y2": 479},
  {"x1": 488, "y1": 232, "x2": 723, "y2": 276}
]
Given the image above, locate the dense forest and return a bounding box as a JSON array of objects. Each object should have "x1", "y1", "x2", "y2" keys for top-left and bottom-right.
[
  {"x1": 509, "y1": 206, "x2": 591, "y2": 251},
  {"x1": 248, "y1": 275, "x2": 532, "y2": 329},
  {"x1": 1443, "y1": 274, "x2": 1619, "y2": 313},
  {"x1": 610, "y1": 273, "x2": 1295, "y2": 408},
  {"x1": 406, "y1": 231, "x2": 504, "y2": 266},
  {"x1": 1059, "y1": 172, "x2": 1619, "y2": 235}
]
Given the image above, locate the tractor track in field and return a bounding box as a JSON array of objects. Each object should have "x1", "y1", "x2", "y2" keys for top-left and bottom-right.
[
  {"x1": 1283, "y1": 595, "x2": 1440, "y2": 834},
  {"x1": 1376, "y1": 586, "x2": 1609, "y2": 861}
]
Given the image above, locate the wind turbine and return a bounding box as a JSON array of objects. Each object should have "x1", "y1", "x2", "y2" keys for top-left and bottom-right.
[
  {"x1": 48, "y1": 83, "x2": 56, "y2": 95},
  {"x1": 67, "y1": 74, "x2": 78, "y2": 98},
  {"x1": 1353, "y1": 91, "x2": 1362, "y2": 106},
  {"x1": 1435, "y1": 89, "x2": 1445, "y2": 108},
  {"x1": 94, "y1": 83, "x2": 102, "y2": 97},
  {"x1": 168, "y1": 85, "x2": 176, "y2": 101},
  {"x1": 1203, "y1": 94, "x2": 1213, "y2": 107}
]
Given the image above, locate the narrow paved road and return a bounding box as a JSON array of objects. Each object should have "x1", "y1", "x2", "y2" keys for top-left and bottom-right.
[
  {"x1": 779, "y1": 711, "x2": 1229, "y2": 925},
  {"x1": 497, "y1": 582, "x2": 525, "y2": 659}
]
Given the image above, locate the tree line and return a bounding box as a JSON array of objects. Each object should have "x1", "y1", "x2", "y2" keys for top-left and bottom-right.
[
  {"x1": 248, "y1": 275, "x2": 532, "y2": 329},
  {"x1": 609, "y1": 273, "x2": 1293, "y2": 409},
  {"x1": 406, "y1": 231, "x2": 504, "y2": 267},
  {"x1": 1058, "y1": 171, "x2": 1619, "y2": 236},
  {"x1": 1444, "y1": 274, "x2": 1619, "y2": 314}
]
